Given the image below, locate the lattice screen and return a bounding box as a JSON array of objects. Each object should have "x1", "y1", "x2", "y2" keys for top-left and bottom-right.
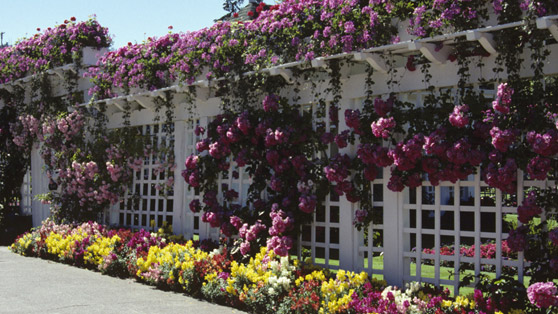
[
  {"x1": 298, "y1": 102, "x2": 342, "y2": 269},
  {"x1": 116, "y1": 123, "x2": 175, "y2": 230},
  {"x1": 400, "y1": 171, "x2": 542, "y2": 295},
  {"x1": 356, "y1": 169, "x2": 386, "y2": 276}
]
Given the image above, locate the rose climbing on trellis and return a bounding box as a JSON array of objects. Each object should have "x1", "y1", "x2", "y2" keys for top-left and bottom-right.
[{"x1": 182, "y1": 95, "x2": 330, "y2": 256}]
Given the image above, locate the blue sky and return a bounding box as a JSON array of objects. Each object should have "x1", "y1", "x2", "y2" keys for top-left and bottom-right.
[{"x1": 0, "y1": 0, "x2": 229, "y2": 48}]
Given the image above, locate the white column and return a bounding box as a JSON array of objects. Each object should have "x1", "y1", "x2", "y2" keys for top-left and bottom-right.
[
  {"x1": 30, "y1": 146, "x2": 49, "y2": 227},
  {"x1": 173, "y1": 120, "x2": 186, "y2": 235},
  {"x1": 382, "y1": 166, "x2": 403, "y2": 286},
  {"x1": 338, "y1": 99, "x2": 355, "y2": 270}
]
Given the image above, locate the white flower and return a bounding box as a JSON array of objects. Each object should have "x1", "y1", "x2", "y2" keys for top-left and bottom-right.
[
  {"x1": 277, "y1": 277, "x2": 291, "y2": 290},
  {"x1": 268, "y1": 275, "x2": 278, "y2": 286},
  {"x1": 270, "y1": 261, "x2": 279, "y2": 272}
]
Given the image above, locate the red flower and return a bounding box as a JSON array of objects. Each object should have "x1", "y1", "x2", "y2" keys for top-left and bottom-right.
[
  {"x1": 70, "y1": 17, "x2": 76, "y2": 21},
  {"x1": 168, "y1": 25, "x2": 173, "y2": 30},
  {"x1": 233, "y1": 12, "x2": 239, "y2": 18},
  {"x1": 406, "y1": 55, "x2": 416, "y2": 71},
  {"x1": 247, "y1": 11, "x2": 254, "y2": 17}
]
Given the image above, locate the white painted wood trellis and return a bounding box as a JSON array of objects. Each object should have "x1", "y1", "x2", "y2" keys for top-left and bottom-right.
[{"x1": 11, "y1": 16, "x2": 558, "y2": 295}]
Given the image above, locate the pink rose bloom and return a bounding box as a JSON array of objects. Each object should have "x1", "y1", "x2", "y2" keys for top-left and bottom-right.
[
  {"x1": 371, "y1": 117, "x2": 396, "y2": 139},
  {"x1": 528, "y1": 282, "x2": 558, "y2": 308}
]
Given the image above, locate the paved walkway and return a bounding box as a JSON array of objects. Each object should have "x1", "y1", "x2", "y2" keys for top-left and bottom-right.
[{"x1": 0, "y1": 246, "x2": 247, "y2": 314}]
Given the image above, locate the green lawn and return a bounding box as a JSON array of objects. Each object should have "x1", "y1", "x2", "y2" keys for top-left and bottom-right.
[{"x1": 311, "y1": 256, "x2": 532, "y2": 296}]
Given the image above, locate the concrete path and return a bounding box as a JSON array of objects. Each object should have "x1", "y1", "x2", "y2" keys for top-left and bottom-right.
[{"x1": 0, "y1": 246, "x2": 247, "y2": 314}]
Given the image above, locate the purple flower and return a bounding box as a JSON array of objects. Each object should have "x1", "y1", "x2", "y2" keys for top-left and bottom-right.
[
  {"x1": 345, "y1": 109, "x2": 361, "y2": 131},
  {"x1": 189, "y1": 199, "x2": 200, "y2": 213},
  {"x1": 354, "y1": 209, "x2": 367, "y2": 223},
  {"x1": 262, "y1": 93, "x2": 279, "y2": 108},
  {"x1": 334, "y1": 130, "x2": 350, "y2": 148},
  {"x1": 374, "y1": 97, "x2": 392, "y2": 117},
  {"x1": 344, "y1": 21, "x2": 356, "y2": 34},
  {"x1": 549, "y1": 229, "x2": 558, "y2": 246}
]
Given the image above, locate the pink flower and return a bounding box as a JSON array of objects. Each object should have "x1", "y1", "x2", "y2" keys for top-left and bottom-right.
[
  {"x1": 387, "y1": 174, "x2": 405, "y2": 192},
  {"x1": 344, "y1": 109, "x2": 361, "y2": 131},
  {"x1": 492, "y1": 83, "x2": 514, "y2": 114},
  {"x1": 490, "y1": 127, "x2": 515, "y2": 152},
  {"x1": 354, "y1": 209, "x2": 367, "y2": 223},
  {"x1": 371, "y1": 117, "x2": 396, "y2": 139},
  {"x1": 235, "y1": 111, "x2": 251, "y2": 135},
  {"x1": 526, "y1": 130, "x2": 558, "y2": 156},
  {"x1": 185, "y1": 155, "x2": 199, "y2": 170},
  {"x1": 334, "y1": 130, "x2": 349, "y2": 148},
  {"x1": 517, "y1": 192, "x2": 541, "y2": 224},
  {"x1": 298, "y1": 194, "x2": 317, "y2": 213},
  {"x1": 262, "y1": 94, "x2": 279, "y2": 112},
  {"x1": 240, "y1": 241, "x2": 251, "y2": 255},
  {"x1": 448, "y1": 104, "x2": 469, "y2": 128},
  {"x1": 507, "y1": 225, "x2": 528, "y2": 252},
  {"x1": 527, "y1": 156, "x2": 551, "y2": 180},
  {"x1": 528, "y1": 282, "x2": 558, "y2": 308},
  {"x1": 229, "y1": 216, "x2": 243, "y2": 229}
]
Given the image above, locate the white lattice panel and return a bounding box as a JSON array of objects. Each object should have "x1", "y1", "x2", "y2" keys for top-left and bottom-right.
[
  {"x1": 399, "y1": 169, "x2": 545, "y2": 295},
  {"x1": 297, "y1": 101, "x2": 344, "y2": 269},
  {"x1": 116, "y1": 123, "x2": 175, "y2": 230},
  {"x1": 356, "y1": 170, "x2": 386, "y2": 276}
]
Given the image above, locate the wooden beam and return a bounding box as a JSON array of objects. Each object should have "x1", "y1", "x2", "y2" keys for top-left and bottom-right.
[
  {"x1": 408, "y1": 42, "x2": 451, "y2": 65},
  {"x1": 466, "y1": 31, "x2": 498, "y2": 55},
  {"x1": 353, "y1": 52, "x2": 389, "y2": 74},
  {"x1": 269, "y1": 67, "x2": 294, "y2": 84},
  {"x1": 537, "y1": 16, "x2": 558, "y2": 42}
]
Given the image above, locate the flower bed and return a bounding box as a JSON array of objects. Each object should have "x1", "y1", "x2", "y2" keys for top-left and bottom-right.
[{"x1": 11, "y1": 221, "x2": 558, "y2": 313}]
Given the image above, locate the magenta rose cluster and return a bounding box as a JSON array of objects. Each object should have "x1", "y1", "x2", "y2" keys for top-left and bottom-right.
[
  {"x1": 10, "y1": 107, "x2": 148, "y2": 221},
  {"x1": 86, "y1": 0, "x2": 411, "y2": 99},
  {"x1": 0, "y1": 17, "x2": 111, "y2": 84},
  {"x1": 527, "y1": 282, "x2": 558, "y2": 309},
  {"x1": 341, "y1": 82, "x2": 558, "y2": 197},
  {"x1": 182, "y1": 95, "x2": 326, "y2": 256}
]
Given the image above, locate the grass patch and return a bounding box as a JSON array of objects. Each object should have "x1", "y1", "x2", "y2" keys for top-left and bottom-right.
[{"x1": 309, "y1": 255, "x2": 534, "y2": 296}]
